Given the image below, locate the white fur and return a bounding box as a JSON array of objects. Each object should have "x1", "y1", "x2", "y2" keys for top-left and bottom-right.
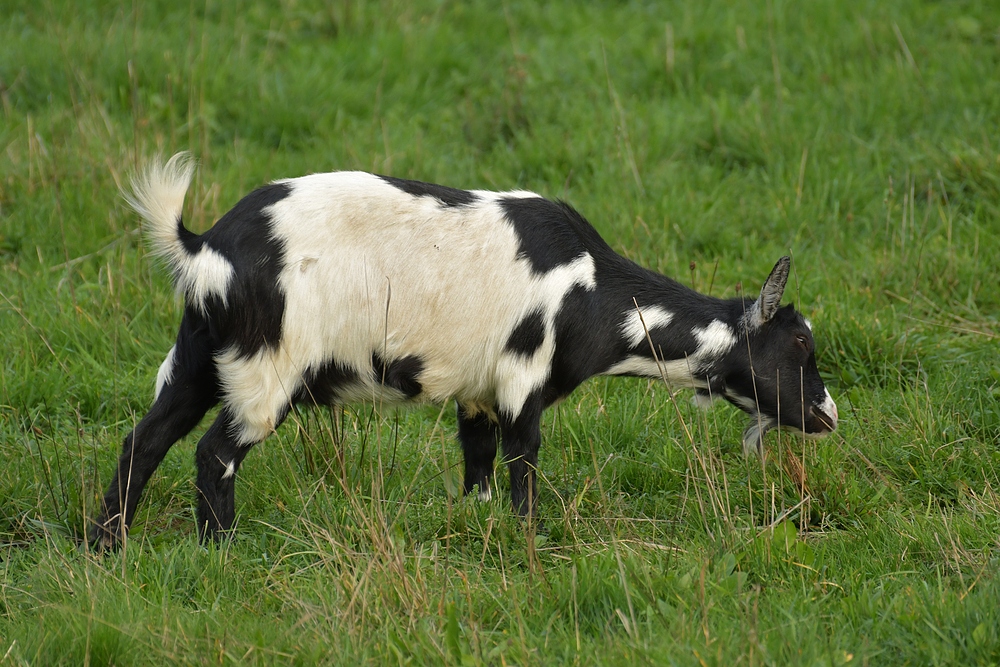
[
  {"x1": 742, "y1": 418, "x2": 774, "y2": 456},
  {"x1": 729, "y1": 393, "x2": 761, "y2": 414},
  {"x1": 154, "y1": 345, "x2": 176, "y2": 399},
  {"x1": 174, "y1": 246, "x2": 234, "y2": 310},
  {"x1": 124, "y1": 153, "x2": 196, "y2": 269},
  {"x1": 603, "y1": 320, "x2": 735, "y2": 388},
  {"x1": 603, "y1": 356, "x2": 707, "y2": 388},
  {"x1": 620, "y1": 305, "x2": 674, "y2": 348},
  {"x1": 125, "y1": 152, "x2": 234, "y2": 310},
  {"x1": 692, "y1": 391, "x2": 720, "y2": 409},
  {"x1": 819, "y1": 389, "x2": 838, "y2": 429},
  {"x1": 221, "y1": 460, "x2": 236, "y2": 480},
  {"x1": 214, "y1": 173, "x2": 597, "y2": 444},
  {"x1": 693, "y1": 320, "x2": 737, "y2": 358}
]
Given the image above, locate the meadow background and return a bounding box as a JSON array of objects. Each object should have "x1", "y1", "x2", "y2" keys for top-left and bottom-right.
[{"x1": 2, "y1": 0, "x2": 999, "y2": 664}]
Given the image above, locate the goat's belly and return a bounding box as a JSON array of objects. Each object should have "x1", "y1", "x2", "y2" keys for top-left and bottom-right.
[{"x1": 218, "y1": 333, "x2": 546, "y2": 445}]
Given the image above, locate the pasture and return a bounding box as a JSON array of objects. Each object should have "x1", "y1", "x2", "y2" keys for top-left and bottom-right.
[{"x1": 1, "y1": 1, "x2": 999, "y2": 664}]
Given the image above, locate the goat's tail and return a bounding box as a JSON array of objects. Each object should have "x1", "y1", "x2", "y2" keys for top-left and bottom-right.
[
  {"x1": 124, "y1": 153, "x2": 234, "y2": 307},
  {"x1": 123, "y1": 152, "x2": 199, "y2": 274}
]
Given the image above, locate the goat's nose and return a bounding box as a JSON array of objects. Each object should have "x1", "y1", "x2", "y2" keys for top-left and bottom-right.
[{"x1": 820, "y1": 389, "x2": 838, "y2": 430}]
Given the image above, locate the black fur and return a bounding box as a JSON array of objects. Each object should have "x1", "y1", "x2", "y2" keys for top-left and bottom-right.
[
  {"x1": 201, "y1": 183, "x2": 292, "y2": 359},
  {"x1": 497, "y1": 388, "x2": 546, "y2": 517},
  {"x1": 372, "y1": 353, "x2": 425, "y2": 399},
  {"x1": 92, "y1": 307, "x2": 220, "y2": 546},
  {"x1": 298, "y1": 357, "x2": 360, "y2": 405},
  {"x1": 177, "y1": 218, "x2": 202, "y2": 254},
  {"x1": 545, "y1": 284, "x2": 613, "y2": 398},
  {"x1": 193, "y1": 409, "x2": 249, "y2": 537},
  {"x1": 723, "y1": 304, "x2": 829, "y2": 433},
  {"x1": 457, "y1": 406, "x2": 499, "y2": 497},
  {"x1": 505, "y1": 308, "x2": 546, "y2": 357},
  {"x1": 500, "y1": 197, "x2": 591, "y2": 274},
  {"x1": 379, "y1": 175, "x2": 478, "y2": 207}
]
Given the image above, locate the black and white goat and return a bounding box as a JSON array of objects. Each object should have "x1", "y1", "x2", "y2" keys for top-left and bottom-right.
[{"x1": 92, "y1": 153, "x2": 838, "y2": 546}]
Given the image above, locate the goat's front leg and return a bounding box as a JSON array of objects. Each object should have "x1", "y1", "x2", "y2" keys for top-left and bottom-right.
[{"x1": 497, "y1": 398, "x2": 544, "y2": 518}]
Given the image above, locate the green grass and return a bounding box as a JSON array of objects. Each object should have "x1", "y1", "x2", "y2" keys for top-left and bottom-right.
[{"x1": 2, "y1": 0, "x2": 999, "y2": 663}]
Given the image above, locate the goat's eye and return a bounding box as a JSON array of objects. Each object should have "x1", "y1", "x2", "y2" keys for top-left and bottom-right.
[{"x1": 795, "y1": 335, "x2": 809, "y2": 348}]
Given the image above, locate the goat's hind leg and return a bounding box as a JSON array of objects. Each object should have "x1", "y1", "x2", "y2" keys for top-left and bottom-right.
[
  {"x1": 457, "y1": 403, "x2": 499, "y2": 501},
  {"x1": 91, "y1": 313, "x2": 218, "y2": 549},
  {"x1": 193, "y1": 409, "x2": 257, "y2": 542}
]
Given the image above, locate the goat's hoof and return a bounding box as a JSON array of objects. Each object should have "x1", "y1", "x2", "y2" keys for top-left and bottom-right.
[{"x1": 88, "y1": 523, "x2": 125, "y2": 552}]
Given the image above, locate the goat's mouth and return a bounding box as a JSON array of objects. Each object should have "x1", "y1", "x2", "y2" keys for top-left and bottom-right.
[
  {"x1": 741, "y1": 403, "x2": 838, "y2": 457},
  {"x1": 728, "y1": 390, "x2": 838, "y2": 456},
  {"x1": 807, "y1": 408, "x2": 837, "y2": 434},
  {"x1": 741, "y1": 417, "x2": 820, "y2": 458},
  {"x1": 805, "y1": 392, "x2": 839, "y2": 433}
]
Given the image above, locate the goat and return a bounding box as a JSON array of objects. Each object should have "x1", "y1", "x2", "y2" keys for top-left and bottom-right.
[{"x1": 91, "y1": 153, "x2": 838, "y2": 547}]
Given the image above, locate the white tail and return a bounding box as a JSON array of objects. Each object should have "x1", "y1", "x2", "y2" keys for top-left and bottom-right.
[
  {"x1": 123, "y1": 152, "x2": 197, "y2": 270},
  {"x1": 123, "y1": 153, "x2": 233, "y2": 308}
]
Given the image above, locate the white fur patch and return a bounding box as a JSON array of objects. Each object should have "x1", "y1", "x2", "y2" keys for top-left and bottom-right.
[
  {"x1": 819, "y1": 389, "x2": 838, "y2": 429},
  {"x1": 603, "y1": 356, "x2": 707, "y2": 388},
  {"x1": 693, "y1": 320, "x2": 737, "y2": 358},
  {"x1": 692, "y1": 391, "x2": 720, "y2": 409},
  {"x1": 604, "y1": 320, "x2": 735, "y2": 387},
  {"x1": 217, "y1": 346, "x2": 295, "y2": 444},
  {"x1": 728, "y1": 393, "x2": 760, "y2": 414},
  {"x1": 154, "y1": 345, "x2": 177, "y2": 400},
  {"x1": 477, "y1": 485, "x2": 493, "y2": 502},
  {"x1": 620, "y1": 305, "x2": 674, "y2": 348},
  {"x1": 124, "y1": 153, "x2": 196, "y2": 270},
  {"x1": 742, "y1": 417, "x2": 775, "y2": 457},
  {"x1": 175, "y1": 245, "x2": 235, "y2": 310},
  {"x1": 213, "y1": 174, "x2": 597, "y2": 442},
  {"x1": 221, "y1": 460, "x2": 236, "y2": 480}
]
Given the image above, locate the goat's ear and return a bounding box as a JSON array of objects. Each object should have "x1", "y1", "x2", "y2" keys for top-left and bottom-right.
[{"x1": 747, "y1": 256, "x2": 790, "y2": 329}]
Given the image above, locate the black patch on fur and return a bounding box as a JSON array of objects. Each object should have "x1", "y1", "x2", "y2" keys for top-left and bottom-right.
[
  {"x1": 637, "y1": 319, "x2": 700, "y2": 358},
  {"x1": 545, "y1": 284, "x2": 615, "y2": 397},
  {"x1": 199, "y1": 182, "x2": 293, "y2": 359},
  {"x1": 372, "y1": 353, "x2": 425, "y2": 398},
  {"x1": 178, "y1": 218, "x2": 202, "y2": 254},
  {"x1": 499, "y1": 197, "x2": 593, "y2": 274},
  {"x1": 505, "y1": 309, "x2": 546, "y2": 357},
  {"x1": 298, "y1": 358, "x2": 360, "y2": 406},
  {"x1": 379, "y1": 175, "x2": 478, "y2": 207}
]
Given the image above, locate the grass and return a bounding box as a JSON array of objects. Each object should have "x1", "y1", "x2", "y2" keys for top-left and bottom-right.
[{"x1": 1, "y1": 0, "x2": 999, "y2": 663}]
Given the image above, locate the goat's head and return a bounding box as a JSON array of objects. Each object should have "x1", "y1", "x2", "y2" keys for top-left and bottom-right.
[{"x1": 715, "y1": 257, "x2": 838, "y2": 455}]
